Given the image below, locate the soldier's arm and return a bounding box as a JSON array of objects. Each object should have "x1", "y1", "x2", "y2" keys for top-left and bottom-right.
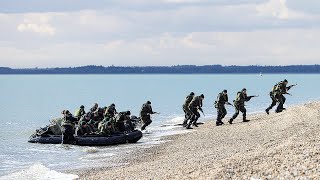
[
  {"x1": 246, "y1": 95, "x2": 254, "y2": 101},
  {"x1": 286, "y1": 84, "x2": 297, "y2": 91}
]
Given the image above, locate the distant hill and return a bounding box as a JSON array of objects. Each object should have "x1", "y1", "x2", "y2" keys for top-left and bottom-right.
[{"x1": 0, "y1": 65, "x2": 320, "y2": 74}]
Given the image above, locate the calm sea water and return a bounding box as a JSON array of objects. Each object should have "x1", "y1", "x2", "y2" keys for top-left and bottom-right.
[{"x1": 0, "y1": 74, "x2": 319, "y2": 178}]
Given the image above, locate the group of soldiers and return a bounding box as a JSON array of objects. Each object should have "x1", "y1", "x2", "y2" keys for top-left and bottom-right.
[
  {"x1": 182, "y1": 79, "x2": 296, "y2": 128},
  {"x1": 60, "y1": 101, "x2": 156, "y2": 144},
  {"x1": 60, "y1": 79, "x2": 295, "y2": 143}
]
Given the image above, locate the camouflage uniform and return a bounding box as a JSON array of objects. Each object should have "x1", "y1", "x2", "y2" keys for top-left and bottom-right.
[
  {"x1": 61, "y1": 111, "x2": 77, "y2": 144},
  {"x1": 104, "y1": 104, "x2": 117, "y2": 118},
  {"x1": 75, "y1": 122, "x2": 93, "y2": 136},
  {"x1": 266, "y1": 80, "x2": 292, "y2": 114},
  {"x1": 140, "y1": 102, "x2": 154, "y2": 130},
  {"x1": 182, "y1": 94, "x2": 194, "y2": 126},
  {"x1": 187, "y1": 95, "x2": 203, "y2": 128},
  {"x1": 229, "y1": 90, "x2": 253, "y2": 123},
  {"x1": 74, "y1": 107, "x2": 85, "y2": 121},
  {"x1": 115, "y1": 111, "x2": 131, "y2": 132},
  {"x1": 97, "y1": 117, "x2": 115, "y2": 135},
  {"x1": 215, "y1": 92, "x2": 228, "y2": 126}
]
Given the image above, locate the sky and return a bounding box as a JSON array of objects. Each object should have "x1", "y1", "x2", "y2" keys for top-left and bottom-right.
[{"x1": 0, "y1": 0, "x2": 319, "y2": 68}]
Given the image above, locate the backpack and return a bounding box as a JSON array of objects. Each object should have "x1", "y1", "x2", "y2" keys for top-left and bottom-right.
[{"x1": 235, "y1": 92, "x2": 242, "y2": 102}]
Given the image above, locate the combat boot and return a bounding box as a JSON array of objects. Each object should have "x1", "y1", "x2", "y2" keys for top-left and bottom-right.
[
  {"x1": 265, "y1": 109, "x2": 270, "y2": 115},
  {"x1": 216, "y1": 121, "x2": 224, "y2": 126},
  {"x1": 192, "y1": 122, "x2": 199, "y2": 127},
  {"x1": 186, "y1": 123, "x2": 193, "y2": 129}
]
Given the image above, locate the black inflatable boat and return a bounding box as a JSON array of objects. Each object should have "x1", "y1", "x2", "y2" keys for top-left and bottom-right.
[{"x1": 28, "y1": 130, "x2": 143, "y2": 146}]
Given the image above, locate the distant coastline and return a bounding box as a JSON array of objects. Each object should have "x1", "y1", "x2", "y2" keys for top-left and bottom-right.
[{"x1": 1, "y1": 65, "x2": 320, "y2": 74}]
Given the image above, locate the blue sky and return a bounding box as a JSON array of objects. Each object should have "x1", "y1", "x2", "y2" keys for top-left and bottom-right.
[{"x1": 0, "y1": 0, "x2": 319, "y2": 67}]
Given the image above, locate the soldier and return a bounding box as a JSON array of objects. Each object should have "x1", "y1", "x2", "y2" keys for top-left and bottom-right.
[
  {"x1": 140, "y1": 101, "x2": 157, "y2": 130},
  {"x1": 229, "y1": 88, "x2": 256, "y2": 124},
  {"x1": 265, "y1": 79, "x2": 296, "y2": 114},
  {"x1": 61, "y1": 110, "x2": 77, "y2": 144},
  {"x1": 182, "y1": 92, "x2": 195, "y2": 126},
  {"x1": 115, "y1": 111, "x2": 131, "y2": 132},
  {"x1": 75, "y1": 121, "x2": 93, "y2": 136},
  {"x1": 90, "y1": 103, "x2": 99, "y2": 113},
  {"x1": 74, "y1": 105, "x2": 86, "y2": 121},
  {"x1": 215, "y1": 90, "x2": 232, "y2": 126},
  {"x1": 104, "y1": 103, "x2": 117, "y2": 118},
  {"x1": 186, "y1": 94, "x2": 204, "y2": 129},
  {"x1": 98, "y1": 119, "x2": 115, "y2": 135}
]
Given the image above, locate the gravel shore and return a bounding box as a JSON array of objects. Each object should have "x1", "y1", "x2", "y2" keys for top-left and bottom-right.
[{"x1": 77, "y1": 102, "x2": 320, "y2": 179}]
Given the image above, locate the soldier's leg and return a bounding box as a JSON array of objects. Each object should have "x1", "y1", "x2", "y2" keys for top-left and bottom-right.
[
  {"x1": 266, "y1": 95, "x2": 277, "y2": 114},
  {"x1": 276, "y1": 95, "x2": 284, "y2": 113},
  {"x1": 221, "y1": 107, "x2": 227, "y2": 119},
  {"x1": 230, "y1": 106, "x2": 240, "y2": 123},
  {"x1": 216, "y1": 107, "x2": 224, "y2": 126},
  {"x1": 241, "y1": 106, "x2": 249, "y2": 122},
  {"x1": 282, "y1": 96, "x2": 286, "y2": 109},
  {"x1": 182, "y1": 108, "x2": 188, "y2": 126},
  {"x1": 192, "y1": 111, "x2": 200, "y2": 126},
  {"x1": 141, "y1": 115, "x2": 148, "y2": 130},
  {"x1": 187, "y1": 108, "x2": 196, "y2": 129}
]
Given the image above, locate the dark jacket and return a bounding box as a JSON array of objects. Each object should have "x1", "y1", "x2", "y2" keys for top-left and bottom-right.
[
  {"x1": 76, "y1": 125, "x2": 92, "y2": 136},
  {"x1": 234, "y1": 92, "x2": 252, "y2": 106},
  {"x1": 183, "y1": 95, "x2": 194, "y2": 108},
  {"x1": 217, "y1": 93, "x2": 228, "y2": 106},
  {"x1": 115, "y1": 112, "x2": 130, "y2": 123},
  {"x1": 62, "y1": 114, "x2": 77, "y2": 127},
  {"x1": 140, "y1": 103, "x2": 154, "y2": 116},
  {"x1": 188, "y1": 96, "x2": 203, "y2": 110},
  {"x1": 105, "y1": 105, "x2": 117, "y2": 116}
]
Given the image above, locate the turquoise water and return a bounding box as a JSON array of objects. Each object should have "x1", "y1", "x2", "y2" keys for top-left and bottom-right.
[{"x1": 0, "y1": 74, "x2": 319, "y2": 177}]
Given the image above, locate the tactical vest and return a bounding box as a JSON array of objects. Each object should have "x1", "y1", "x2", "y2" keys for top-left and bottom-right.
[
  {"x1": 184, "y1": 95, "x2": 194, "y2": 107},
  {"x1": 235, "y1": 92, "x2": 242, "y2": 102},
  {"x1": 271, "y1": 82, "x2": 281, "y2": 93}
]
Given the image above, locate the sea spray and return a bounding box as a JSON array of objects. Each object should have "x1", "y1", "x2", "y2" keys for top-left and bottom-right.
[{"x1": 0, "y1": 163, "x2": 78, "y2": 180}]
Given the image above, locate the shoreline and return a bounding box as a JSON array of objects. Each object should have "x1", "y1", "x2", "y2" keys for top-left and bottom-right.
[{"x1": 74, "y1": 101, "x2": 320, "y2": 179}]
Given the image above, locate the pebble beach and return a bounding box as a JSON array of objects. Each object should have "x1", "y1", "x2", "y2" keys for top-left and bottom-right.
[{"x1": 76, "y1": 101, "x2": 320, "y2": 179}]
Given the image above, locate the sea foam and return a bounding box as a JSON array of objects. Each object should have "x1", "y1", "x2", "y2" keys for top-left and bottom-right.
[{"x1": 0, "y1": 163, "x2": 78, "y2": 180}]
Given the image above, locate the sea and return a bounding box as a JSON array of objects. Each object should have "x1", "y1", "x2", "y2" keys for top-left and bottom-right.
[{"x1": 0, "y1": 74, "x2": 319, "y2": 179}]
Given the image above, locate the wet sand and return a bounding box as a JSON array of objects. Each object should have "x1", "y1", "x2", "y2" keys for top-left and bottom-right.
[{"x1": 76, "y1": 101, "x2": 320, "y2": 179}]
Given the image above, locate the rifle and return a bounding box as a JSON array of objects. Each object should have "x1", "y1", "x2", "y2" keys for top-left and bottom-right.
[
  {"x1": 287, "y1": 84, "x2": 297, "y2": 90},
  {"x1": 226, "y1": 102, "x2": 234, "y2": 107},
  {"x1": 249, "y1": 95, "x2": 259, "y2": 99},
  {"x1": 199, "y1": 108, "x2": 205, "y2": 117},
  {"x1": 284, "y1": 92, "x2": 292, "y2": 96}
]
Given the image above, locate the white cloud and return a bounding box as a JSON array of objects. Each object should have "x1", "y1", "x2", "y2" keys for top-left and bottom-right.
[
  {"x1": 1, "y1": 29, "x2": 320, "y2": 68},
  {"x1": 0, "y1": 0, "x2": 319, "y2": 67},
  {"x1": 17, "y1": 23, "x2": 55, "y2": 35},
  {"x1": 16, "y1": 14, "x2": 55, "y2": 35},
  {"x1": 256, "y1": 0, "x2": 306, "y2": 19}
]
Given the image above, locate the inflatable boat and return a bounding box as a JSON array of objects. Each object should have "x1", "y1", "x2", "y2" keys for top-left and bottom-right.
[{"x1": 28, "y1": 130, "x2": 143, "y2": 146}]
